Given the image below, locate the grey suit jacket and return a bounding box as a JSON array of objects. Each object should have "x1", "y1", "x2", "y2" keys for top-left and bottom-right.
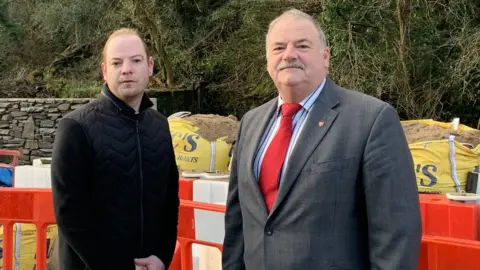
[{"x1": 222, "y1": 78, "x2": 422, "y2": 270}]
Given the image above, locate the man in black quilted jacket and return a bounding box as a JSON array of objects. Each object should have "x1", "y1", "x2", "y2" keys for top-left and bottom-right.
[{"x1": 51, "y1": 28, "x2": 179, "y2": 270}]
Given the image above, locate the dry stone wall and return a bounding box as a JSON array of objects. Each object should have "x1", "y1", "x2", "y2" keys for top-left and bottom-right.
[
  {"x1": 0, "y1": 98, "x2": 157, "y2": 165},
  {"x1": 0, "y1": 98, "x2": 93, "y2": 164}
]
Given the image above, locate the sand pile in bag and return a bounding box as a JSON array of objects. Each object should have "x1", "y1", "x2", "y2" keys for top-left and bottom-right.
[
  {"x1": 402, "y1": 122, "x2": 480, "y2": 147},
  {"x1": 183, "y1": 114, "x2": 239, "y2": 143},
  {"x1": 455, "y1": 130, "x2": 480, "y2": 147}
]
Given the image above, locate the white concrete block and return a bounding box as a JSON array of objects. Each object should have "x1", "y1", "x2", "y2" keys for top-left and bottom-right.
[
  {"x1": 14, "y1": 165, "x2": 51, "y2": 188},
  {"x1": 193, "y1": 179, "x2": 229, "y2": 203},
  {"x1": 193, "y1": 180, "x2": 212, "y2": 203},
  {"x1": 209, "y1": 181, "x2": 229, "y2": 204},
  {"x1": 32, "y1": 157, "x2": 51, "y2": 166},
  {"x1": 193, "y1": 180, "x2": 228, "y2": 244},
  {"x1": 189, "y1": 180, "x2": 230, "y2": 270},
  {"x1": 194, "y1": 201, "x2": 226, "y2": 245},
  {"x1": 194, "y1": 208, "x2": 225, "y2": 244}
]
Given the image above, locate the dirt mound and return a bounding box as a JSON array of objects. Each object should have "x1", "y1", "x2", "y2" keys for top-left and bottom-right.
[
  {"x1": 402, "y1": 123, "x2": 446, "y2": 143},
  {"x1": 456, "y1": 130, "x2": 480, "y2": 148},
  {"x1": 184, "y1": 114, "x2": 239, "y2": 144},
  {"x1": 402, "y1": 122, "x2": 480, "y2": 147}
]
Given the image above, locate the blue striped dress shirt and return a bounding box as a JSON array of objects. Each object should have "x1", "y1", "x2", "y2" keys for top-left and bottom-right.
[{"x1": 253, "y1": 78, "x2": 326, "y2": 182}]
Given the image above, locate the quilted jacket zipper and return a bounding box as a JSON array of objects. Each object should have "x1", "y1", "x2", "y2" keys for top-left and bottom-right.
[
  {"x1": 136, "y1": 120, "x2": 144, "y2": 254},
  {"x1": 101, "y1": 89, "x2": 148, "y2": 255}
]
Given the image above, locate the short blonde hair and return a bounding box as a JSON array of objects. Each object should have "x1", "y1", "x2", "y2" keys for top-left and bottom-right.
[
  {"x1": 102, "y1": 28, "x2": 149, "y2": 62},
  {"x1": 266, "y1": 9, "x2": 328, "y2": 47}
]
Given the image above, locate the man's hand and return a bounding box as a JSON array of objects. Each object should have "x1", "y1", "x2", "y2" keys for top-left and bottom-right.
[{"x1": 134, "y1": 255, "x2": 165, "y2": 270}]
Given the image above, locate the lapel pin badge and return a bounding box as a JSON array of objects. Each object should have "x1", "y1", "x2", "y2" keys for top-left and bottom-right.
[{"x1": 318, "y1": 121, "x2": 325, "y2": 127}]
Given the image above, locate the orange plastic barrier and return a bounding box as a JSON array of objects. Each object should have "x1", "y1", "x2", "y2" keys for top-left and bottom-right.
[
  {"x1": 0, "y1": 188, "x2": 55, "y2": 270},
  {"x1": 170, "y1": 241, "x2": 182, "y2": 269},
  {"x1": 4, "y1": 186, "x2": 480, "y2": 270},
  {"x1": 170, "y1": 199, "x2": 226, "y2": 270},
  {"x1": 176, "y1": 178, "x2": 197, "y2": 270},
  {"x1": 178, "y1": 178, "x2": 196, "y2": 239},
  {"x1": 171, "y1": 195, "x2": 480, "y2": 270},
  {"x1": 419, "y1": 235, "x2": 480, "y2": 270},
  {"x1": 420, "y1": 194, "x2": 479, "y2": 240}
]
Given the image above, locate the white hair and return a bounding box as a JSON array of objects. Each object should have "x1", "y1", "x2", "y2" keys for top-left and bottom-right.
[{"x1": 266, "y1": 8, "x2": 328, "y2": 49}]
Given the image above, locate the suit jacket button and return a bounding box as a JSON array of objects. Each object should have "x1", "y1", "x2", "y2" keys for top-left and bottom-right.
[{"x1": 265, "y1": 228, "x2": 273, "y2": 236}]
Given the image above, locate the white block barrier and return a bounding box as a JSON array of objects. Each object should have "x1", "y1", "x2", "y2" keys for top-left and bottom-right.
[
  {"x1": 14, "y1": 164, "x2": 51, "y2": 188},
  {"x1": 192, "y1": 179, "x2": 229, "y2": 270},
  {"x1": 193, "y1": 180, "x2": 228, "y2": 243}
]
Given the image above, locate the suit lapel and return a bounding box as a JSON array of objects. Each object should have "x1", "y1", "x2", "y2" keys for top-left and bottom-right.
[
  {"x1": 270, "y1": 79, "x2": 340, "y2": 214},
  {"x1": 245, "y1": 98, "x2": 278, "y2": 215}
]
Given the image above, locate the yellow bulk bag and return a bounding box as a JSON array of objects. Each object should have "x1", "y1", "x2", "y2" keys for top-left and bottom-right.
[
  {"x1": 0, "y1": 223, "x2": 58, "y2": 270},
  {"x1": 168, "y1": 112, "x2": 239, "y2": 172},
  {"x1": 401, "y1": 119, "x2": 480, "y2": 194}
]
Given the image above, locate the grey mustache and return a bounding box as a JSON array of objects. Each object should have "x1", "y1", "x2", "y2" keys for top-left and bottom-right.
[{"x1": 277, "y1": 61, "x2": 305, "y2": 71}]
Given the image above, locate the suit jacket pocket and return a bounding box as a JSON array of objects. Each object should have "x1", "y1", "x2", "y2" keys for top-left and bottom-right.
[{"x1": 311, "y1": 158, "x2": 353, "y2": 174}]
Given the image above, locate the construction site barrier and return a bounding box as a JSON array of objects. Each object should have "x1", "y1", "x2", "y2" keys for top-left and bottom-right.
[
  {"x1": 420, "y1": 235, "x2": 480, "y2": 270},
  {"x1": 420, "y1": 194, "x2": 479, "y2": 240},
  {"x1": 177, "y1": 177, "x2": 196, "y2": 266},
  {"x1": 0, "y1": 188, "x2": 55, "y2": 270},
  {"x1": 178, "y1": 178, "x2": 195, "y2": 240},
  {"x1": 3, "y1": 185, "x2": 480, "y2": 269},
  {"x1": 171, "y1": 196, "x2": 480, "y2": 270},
  {"x1": 170, "y1": 199, "x2": 225, "y2": 270}
]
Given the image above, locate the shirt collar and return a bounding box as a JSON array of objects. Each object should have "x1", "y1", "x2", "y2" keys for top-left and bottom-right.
[{"x1": 277, "y1": 77, "x2": 326, "y2": 112}]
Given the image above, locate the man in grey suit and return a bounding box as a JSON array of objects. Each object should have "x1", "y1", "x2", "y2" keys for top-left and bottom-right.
[{"x1": 222, "y1": 8, "x2": 422, "y2": 270}]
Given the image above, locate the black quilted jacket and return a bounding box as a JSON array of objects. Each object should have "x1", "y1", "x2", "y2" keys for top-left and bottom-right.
[{"x1": 51, "y1": 86, "x2": 179, "y2": 270}]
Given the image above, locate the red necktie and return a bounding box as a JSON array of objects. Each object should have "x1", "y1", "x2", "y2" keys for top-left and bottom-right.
[{"x1": 259, "y1": 103, "x2": 303, "y2": 212}]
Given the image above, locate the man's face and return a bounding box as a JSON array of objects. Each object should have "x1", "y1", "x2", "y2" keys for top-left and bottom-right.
[
  {"x1": 266, "y1": 17, "x2": 330, "y2": 89},
  {"x1": 101, "y1": 35, "x2": 153, "y2": 101}
]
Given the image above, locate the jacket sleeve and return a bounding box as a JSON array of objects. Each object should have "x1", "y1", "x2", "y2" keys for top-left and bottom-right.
[
  {"x1": 222, "y1": 119, "x2": 246, "y2": 270},
  {"x1": 155, "y1": 136, "x2": 179, "y2": 268},
  {"x1": 362, "y1": 104, "x2": 422, "y2": 269},
  {"x1": 51, "y1": 118, "x2": 135, "y2": 270}
]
